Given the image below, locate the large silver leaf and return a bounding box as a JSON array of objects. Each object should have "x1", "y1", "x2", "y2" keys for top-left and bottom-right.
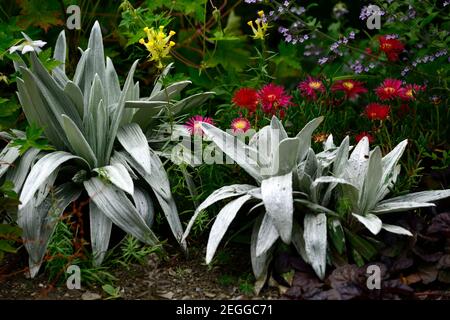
[
  {"x1": 53, "y1": 30, "x2": 66, "y2": 73},
  {"x1": 64, "y1": 81, "x2": 84, "y2": 118},
  {"x1": 256, "y1": 213, "x2": 279, "y2": 257},
  {"x1": 381, "y1": 223, "x2": 413, "y2": 236},
  {"x1": 304, "y1": 213, "x2": 327, "y2": 279},
  {"x1": 292, "y1": 221, "x2": 309, "y2": 263},
  {"x1": 260, "y1": 172, "x2": 293, "y2": 244},
  {"x1": 62, "y1": 114, "x2": 97, "y2": 168},
  {"x1": 0, "y1": 144, "x2": 20, "y2": 179},
  {"x1": 105, "y1": 57, "x2": 121, "y2": 105},
  {"x1": 359, "y1": 147, "x2": 382, "y2": 214},
  {"x1": 149, "y1": 80, "x2": 191, "y2": 101},
  {"x1": 296, "y1": 116, "x2": 324, "y2": 162},
  {"x1": 20, "y1": 151, "x2": 87, "y2": 208},
  {"x1": 251, "y1": 215, "x2": 274, "y2": 295},
  {"x1": 89, "y1": 202, "x2": 112, "y2": 266},
  {"x1": 94, "y1": 163, "x2": 134, "y2": 195},
  {"x1": 269, "y1": 138, "x2": 300, "y2": 177},
  {"x1": 372, "y1": 201, "x2": 436, "y2": 214},
  {"x1": 132, "y1": 186, "x2": 155, "y2": 228},
  {"x1": 18, "y1": 183, "x2": 81, "y2": 277},
  {"x1": 105, "y1": 59, "x2": 139, "y2": 161},
  {"x1": 84, "y1": 177, "x2": 159, "y2": 245},
  {"x1": 379, "y1": 189, "x2": 450, "y2": 205},
  {"x1": 201, "y1": 122, "x2": 262, "y2": 182},
  {"x1": 182, "y1": 184, "x2": 257, "y2": 242},
  {"x1": 206, "y1": 194, "x2": 252, "y2": 263},
  {"x1": 5, "y1": 148, "x2": 40, "y2": 192},
  {"x1": 352, "y1": 213, "x2": 382, "y2": 235},
  {"x1": 117, "y1": 123, "x2": 152, "y2": 174}
]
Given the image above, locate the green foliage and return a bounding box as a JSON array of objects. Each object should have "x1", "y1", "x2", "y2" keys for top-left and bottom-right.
[
  {"x1": 114, "y1": 234, "x2": 164, "y2": 267},
  {"x1": 0, "y1": 222, "x2": 22, "y2": 262},
  {"x1": 10, "y1": 124, "x2": 55, "y2": 155}
]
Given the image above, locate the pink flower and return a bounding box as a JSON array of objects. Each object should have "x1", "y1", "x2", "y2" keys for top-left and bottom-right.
[
  {"x1": 231, "y1": 118, "x2": 251, "y2": 133},
  {"x1": 185, "y1": 115, "x2": 214, "y2": 136},
  {"x1": 355, "y1": 132, "x2": 375, "y2": 143},
  {"x1": 298, "y1": 76, "x2": 326, "y2": 100},
  {"x1": 365, "y1": 103, "x2": 390, "y2": 121},
  {"x1": 331, "y1": 80, "x2": 367, "y2": 99},
  {"x1": 400, "y1": 84, "x2": 426, "y2": 101},
  {"x1": 379, "y1": 36, "x2": 405, "y2": 62},
  {"x1": 375, "y1": 79, "x2": 403, "y2": 100},
  {"x1": 232, "y1": 88, "x2": 259, "y2": 113},
  {"x1": 257, "y1": 83, "x2": 292, "y2": 115}
]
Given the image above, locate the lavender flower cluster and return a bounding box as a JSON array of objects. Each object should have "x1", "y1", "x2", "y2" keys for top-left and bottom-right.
[
  {"x1": 401, "y1": 49, "x2": 449, "y2": 76},
  {"x1": 350, "y1": 60, "x2": 377, "y2": 74},
  {"x1": 359, "y1": 5, "x2": 385, "y2": 20}
]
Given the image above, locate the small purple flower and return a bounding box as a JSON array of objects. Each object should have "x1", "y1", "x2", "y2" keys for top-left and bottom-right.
[{"x1": 318, "y1": 57, "x2": 328, "y2": 65}]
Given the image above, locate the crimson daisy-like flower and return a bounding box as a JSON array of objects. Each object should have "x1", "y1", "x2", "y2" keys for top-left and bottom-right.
[
  {"x1": 231, "y1": 118, "x2": 251, "y2": 133},
  {"x1": 232, "y1": 88, "x2": 259, "y2": 113},
  {"x1": 185, "y1": 115, "x2": 214, "y2": 136},
  {"x1": 379, "y1": 36, "x2": 405, "y2": 62},
  {"x1": 375, "y1": 79, "x2": 403, "y2": 100},
  {"x1": 332, "y1": 80, "x2": 367, "y2": 99},
  {"x1": 365, "y1": 103, "x2": 390, "y2": 121},
  {"x1": 355, "y1": 132, "x2": 375, "y2": 143},
  {"x1": 400, "y1": 84, "x2": 426, "y2": 101},
  {"x1": 257, "y1": 83, "x2": 292, "y2": 115},
  {"x1": 298, "y1": 76, "x2": 326, "y2": 100}
]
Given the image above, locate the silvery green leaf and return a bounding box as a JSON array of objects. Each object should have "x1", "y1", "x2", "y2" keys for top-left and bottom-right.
[
  {"x1": 149, "y1": 80, "x2": 191, "y2": 101},
  {"x1": 94, "y1": 163, "x2": 134, "y2": 195},
  {"x1": 372, "y1": 201, "x2": 436, "y2": 214},
  {"x1": 377, "y1": 140, "x2": 408, "y2": 202},
  {"x1": 323, "y1": 134, "x2": 335, "y2": 150},
  {"x1": 170, "y1": 92, "x2": 215, "y2": 115},
  {"x1": 303, "y1": 149, "x2": 318, "y2": 178},
  {"x1": 89, "y1": 202, "x2": 112, "y2": 266},
  {"x1": 150, "y1": 62, "x2": 173, "y2": 95},
  {"x1": 294, "y1": 198, "x2": 338, "y2": 215},
  {"x1": 84, "y1": 177, "x2": 159, "y2": 245},
  {"x1": 20, "y1": 151, "x2": 88, "y2": 208},
  {"x1": 379, "y1": 189, "x2": 450, "y2": 205},
  {"x1": 261, "y1": 171, "x2": 293, "y2": 244},
  {"x1": 29, "y1": 53, "x2": 82, "y2": 126},
  {"x1": 352, "y1": 213, "x2": 382, "y2": 235},
  {"x1": 110, "y1": 151, "x2": 138, "y2": 179},
  {"x1": 0, "y1": 144, "x2": 20, "y2": 179},
  {"x1": 344, "y1": 136, "x2": 369, "y2": 193},
  {"x1": 333, "y1": 136, "x2": 350, "y2": 177},
  {"x1": 125, "y1": 100, "x2": 171, "y2": 109},
  {"x1": 16, "y1": 75, "x2": 66, "y2": 149},
  {"x1": 64, "y1": 81, "x2": 84, "y2": 118},
  {"x1": 201, "y1": 122, "x2": 262, "y2": 182},
  {"x1": 251, "y1": 215, "x2": 273, "y2": 295},
  {"x1": 312, "y1": 176, "x2": 357, "y2": 189},
  {"x1": 95, "y1": 99, "x2": 108, "y2": 165},
  {"x1": 53, "y1": 30, "x2": 66, "y2": 73},
  {"x1": 52, "y1": 66, "x2": 69, "y2": 87},
  {"x1": 5, "y1": 147, "x2": 40, "y2": 192},
  {"x1": 256, "y1": 214, "x2": 279, "y2": 257},
  {"x1": 86, "y1": 21, "x2": 106, "y2": 93},
  {"x1": 73, "y1": 48, "x2": 90, "y2": 90},
  {"x1": 270, "y1": 116, "x2": 288, "y2": 141},
  {"x1": 105, "y1": 57, "x2": 120, "y2": 105},
  {"x1": 62, "y1": 114, "x2": 97, "y2": 168},
  {"x1": 117, "y1": 123, "x2": 151, "y2": 174},
  {"x1": 304, "y1": 213, "x2": 327, "y2": 280},
  {"x1": 18, "y1": 183, "x2": 81, "y2": 277},
  {"x1": 206, "y1": 194, "x2": 252, "y2": 263},
  {"x1": 35, "y1": 169, "x2": 59, "y2": 207},
  {"x1": 292, "y1": 221, "x2": 309, "y2": 263},
  {"x1": 359, "y1": 147, "x2": 382, "y2": 214},
  {"x1": 248, "y1": 126, "x2": 273, "y2": 169},
  {"x1": 105, "y1": 59, "x2": 139, "y2": 161},
  {"x1": 381, "y1": 223, "x2": 413, "y2": 236},
  {"x1": 132, "y1": 186, "x2": 154, "y2": 228},
  {"x1": 269, "y1": 138, "x2": 300, "y2": 177},
  {"x1": 296, "y1": 116, "x2": 324, "y2": 162},
  {"x1": 182, "y1": 184, "x2": 257, "y2": 242}
]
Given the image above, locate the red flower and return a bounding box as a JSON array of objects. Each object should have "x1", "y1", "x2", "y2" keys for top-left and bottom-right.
[
  {"x1": 400, "y1": 84, "x2": 426, "y2": 101},
  {"x1": 375, "y1": 79, "x2": 403, "y2": 100},
  {"x1": 332, "y1": 80, "x2": 367, "y2": 99},
  {"x1": 365, "y1": 103, "x2": 390, "y2": 121},
  {"x1": 257, "y1": 83, "x2": 292, "y2": 115},
  {"x1": 298, "y1": 76, "x2": 326, "y2": 100},
  {"x1": 231, "y1": 118, "x2": 251, "y2": 133},
  {"x1": 185, "y1": 115, "x2": 214, "y2": 136},
  {"x1": 379, "y1": 36, "x2": 404, "y2": 61},
  {"x1": 398, "y1": 104, "x2": 411, "y2": 117},
  {"x1": 232, "y1": 88, "x2": 259, "y2": 113},
  {"x1": 356, "y1": 132, "x2": 375, "y2": 143}
]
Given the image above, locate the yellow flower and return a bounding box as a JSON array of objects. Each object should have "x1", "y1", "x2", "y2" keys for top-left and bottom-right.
[
  {"x1": 139, "y1": 26, "x2": 176, "y2": 69},
  {"x1": 247, "y1": 11, "x2": 269, "y2": 40}
]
